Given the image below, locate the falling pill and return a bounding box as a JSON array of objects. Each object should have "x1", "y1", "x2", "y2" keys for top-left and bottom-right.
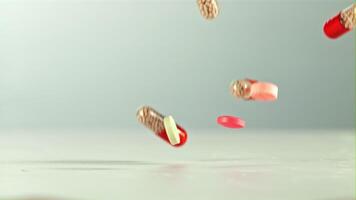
[
  {"x1": 230, "y1": 79, "x2": 278, "y2": 101},
  {"x1": 137, "y1": 106, "x2": 188, "y2": 147},
  {"x1": 217, "y1": 115, "x2": 245, "y2": 129}
]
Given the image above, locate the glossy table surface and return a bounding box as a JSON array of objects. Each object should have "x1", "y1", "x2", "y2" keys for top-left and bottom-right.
[{"x1": 0, "y1": 129, "x2": 354, "y2": 200}]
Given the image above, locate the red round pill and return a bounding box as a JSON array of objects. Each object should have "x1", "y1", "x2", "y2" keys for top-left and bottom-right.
[{"x1": 217, "y1": 115, "x2": 245, "y2": 129}]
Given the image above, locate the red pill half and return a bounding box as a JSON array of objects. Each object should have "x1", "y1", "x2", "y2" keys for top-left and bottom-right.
[
  {"x1": 324, "y1": 4, "x2": 356, "y2": 39},
  {"x1": 217, "y1": 115, "x2": 245, "y2": 129},
  {"x1": 158, "y1": 125, "x2": 188, "y2": 147},
  {"x1": 323, "y1": 13, "x2": 350, "y2": 39}
]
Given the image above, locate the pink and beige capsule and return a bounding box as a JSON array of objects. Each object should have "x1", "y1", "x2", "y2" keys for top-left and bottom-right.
[{"x1": 230, "y1": 79, "x2": 278, "y2": 101}]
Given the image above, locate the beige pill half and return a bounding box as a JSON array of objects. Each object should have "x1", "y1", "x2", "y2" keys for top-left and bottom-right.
[
  {"x1": 163, "y1": 116, "x2": 181, "y2": 145},
  {"x1": 197, "y1": 0, "x2": 219, "y2": 20},
  {"x1": 341, "y1": 3, "x2": 356, "y2": 29},
  {"x1": 230, "y1": 80, "x2": 252, "y2": 100}
]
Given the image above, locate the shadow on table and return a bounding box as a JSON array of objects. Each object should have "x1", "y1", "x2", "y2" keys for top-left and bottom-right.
[
  {"x1": 318, "y1": 197, "x2": 355, "y2": 200},
  {"x1": 1, "y1": 160, "x2": 162, "y2": 171},
  {"x1": 0, "y1": 196, "x2": 74, "y2": 200},
  {"x1": 1, "y1": 160, "x2": 160, "y2": 166}
]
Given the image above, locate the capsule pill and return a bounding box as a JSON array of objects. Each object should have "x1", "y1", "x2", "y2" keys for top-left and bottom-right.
[
  {"x1": 136, "y1": 106, "x2": 188, "y2": 147},
  {"x1": 230, "y1": 79, "x2": 278, "y2": 101}
]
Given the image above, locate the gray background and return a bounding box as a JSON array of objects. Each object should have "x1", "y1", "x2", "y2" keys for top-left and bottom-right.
[{"x1": 0, "y1": 0, "x2": 354, "y2": 130}]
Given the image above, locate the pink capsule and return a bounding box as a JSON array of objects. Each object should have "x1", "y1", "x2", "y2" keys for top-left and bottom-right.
[{"x1": 230, "y1": 79, "x2": 278, "y2": 101}]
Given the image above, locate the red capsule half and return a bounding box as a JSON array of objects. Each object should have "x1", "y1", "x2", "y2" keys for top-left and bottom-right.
[
  {"x1": 323, "y1": 13, "x2": 350, "y2": 39},
  {"x1": 157, "y1": 125, "x2": 188, "y2": 147}
]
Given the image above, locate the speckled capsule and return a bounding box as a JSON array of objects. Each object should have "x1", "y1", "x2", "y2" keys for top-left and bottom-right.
[{"x1": 136, "y1": 106, "x2": 188, "y2": 147}]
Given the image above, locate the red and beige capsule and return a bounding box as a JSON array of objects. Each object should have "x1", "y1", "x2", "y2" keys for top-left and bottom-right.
[
  {"x1": 324, "y1": 3, "x2": 356, "y2": 39},
  {"x1": 136, "y1": 106, "x2": 188, "y2": 147},
  {"x1": 230, "y1": 79, "x2": 278, "y2": 101}
]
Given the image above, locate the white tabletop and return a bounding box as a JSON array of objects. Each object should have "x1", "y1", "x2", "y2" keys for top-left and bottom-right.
[{"x1": 0, "y1": 129, "x2": 354, "y2": 200}]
